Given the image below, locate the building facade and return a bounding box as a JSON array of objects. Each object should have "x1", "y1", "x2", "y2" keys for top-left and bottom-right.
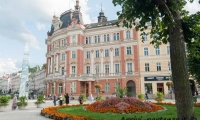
[
  {"x1": 45, "y1": 0, "x2": 140, "y2": 98},
  {"x1": 0, "y1": 74, "x2": 11, "y2": 94},
  {"x1": 10, "y1": 73, "x2": 21, "y2": 93},
  {"x1": 138, "y1": 28, "x2": 171, "y2": 98}
]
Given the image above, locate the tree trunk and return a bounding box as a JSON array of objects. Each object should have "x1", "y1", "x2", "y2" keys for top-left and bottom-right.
[{"x1": 169, "y1": 6, "x2": 196, "y2": 119}]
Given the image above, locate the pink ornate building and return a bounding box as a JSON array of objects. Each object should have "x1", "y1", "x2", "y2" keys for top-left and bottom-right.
[{"x1": 45, "y1": 0, "x2": 140, "y2": 98}]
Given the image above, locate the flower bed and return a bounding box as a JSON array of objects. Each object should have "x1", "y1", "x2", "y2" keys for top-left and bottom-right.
[
  {"x1": 41, "y1": 104, "x2": 94, "y2": 120},
  {"x1": 154, "y1": 102, "x2": 200, "y2": 107},
  {"x1": 85, "y1": 97, "x2": 164, "y2": 113}
]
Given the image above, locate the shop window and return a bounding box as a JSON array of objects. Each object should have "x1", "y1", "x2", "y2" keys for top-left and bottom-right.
[{"x1": 145, "y1": 83, "x2": 152, "y2": 94}]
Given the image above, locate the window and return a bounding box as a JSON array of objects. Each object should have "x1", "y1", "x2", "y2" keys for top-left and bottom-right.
[
  {"x1": 61, "y1": 67, "x2": 65, "y2": 75},
  {"x1": 86, "y1": 51, "x2": 90, "y2": 59},
  {"x1": 58, "y1": 83, "x2": 63, "y2": 94},
  {"x1": 127, "y1": 47, "x2": 132, "y2": 54},
  {"x1": 145, "y1": 83, "x2": 152, "y2": 94},
  {"x1": 86, "y1": 66, "x2": 90, "y2": 74},
  {"x1": 127, "y1": 63, "x2": 132, "y2": 72},
  {"x1": 156, "y1": 62, "x2": 161, "y2": 71},
  {"x1": 86, "y1": 37, "x2": 89, "y2": 44},
  {"x1": 145, "y1": 63, "x2": 150, "y2": 72},
  {"x1": 95, "y1": 65, "x2": 99, "y2": 74},
  {"x1": 72, "y1": 51, "x2": 76, "y2": 58},
  {"x1": 107, "y1": 34, "x2": 110, "y2": 42},
  {"x1": 167, "y1": 46, "x2": 170, "y2": 54},
  {"x1": 155, "y1": 47, "x2": 160, "y2": 55},
  {"x1": 115, "y1": 48, "x2": 119, "y2": 56},
  {"x1": 51, "y1": 85, "x2": 54, "y2": 94},
  {"x1": 98, "y1": 36, "x2": 100, "y2": 43},
  {"x1": 70, "y1": 82, "x2": 76, "y2": 93},
  {"x1": 105, "y1": 65, "x2": 109, "y2": 74},
  {"x1": 113, "y1": 33, "x2": 116, "y2": 40},
  {"x1": 72, "y1": 36, "x2": 76, "y2": 43},
  {"x1": 61, "y1": 39, "x2": 65, "y2": 46},
  {"x1": 126, "y1": 30, "x2": 131, "y2": 39},
  {"x1": 115, "y1": 64, "x2": 120, "y2": 73},
  {"x1": 105, "y1": 49, "x2": 109, "y2": 57},
  {"x1": 115, "y1": 82, "x2": 120, "y2": 92},
  {"x1": 89, "y1": 37, "x2": 91, "y2": 44},
  {"x1": 143, "y1": 34, "x2": 148, "y2": 41},
  {"x1": 117, "y1": 33, "x2": 120, "y2": 40},
  {"x1": 96, "y1": 50, "x2": 99, "y2": 58},
  {"x1": 168, "y1": 62, "x2": 171, "y2": 70},
  {"x1": 144, "y1": 48, "x2": 149, "y2": 56},
  {"x1": 105, "y1": 83, "x2": 110, "y2": 93},
  {"x1": 95, "y1": 36, "x2": 97, "y2": 43},
  {"x1": 61, "y1": 53, "x2": 65, "y2": 61},
  {"x1": 72, "y1": 66, "x2": 76, "y2": 74},
  {"x1": 104, "y1": 35, "x2": 106, "y2": 42}
]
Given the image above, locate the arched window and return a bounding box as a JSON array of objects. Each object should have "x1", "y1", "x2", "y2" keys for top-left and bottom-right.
[
  {"x1": 114, "y1": 33, "x2": 116, "y2": 40},
  {"x1": 95, "y1": 36, "x2": 97, "y2": 43},
  {"x1": 107, "y1": 34, "x2": 110, "y2": 42},
  {"x1": 126, "y1": 30, "x2": 131, "y2": 39},
  {"x1": 58, "y1": 83, "x2": 63, "y2": 94},
  {"x1": 117, "y1": 33, "x2": 120, "y2": 40},
  {"x1": 98, "y1": 36, "x2": 100, "y2": 43},
  {"x1": 86, "y1": 37, "x2": 88, "y2": 44},
  {"x1": 104, "y1": 35, "x2": 106, "y2": 42}
]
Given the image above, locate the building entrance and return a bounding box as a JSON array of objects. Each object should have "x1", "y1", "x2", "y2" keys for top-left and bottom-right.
[
  {"x1": 126, "y1": 80, "x2": 136, "y2": 97},
  {"x1": 157, "y1": 83, "x2": 164, "y2": 94}
]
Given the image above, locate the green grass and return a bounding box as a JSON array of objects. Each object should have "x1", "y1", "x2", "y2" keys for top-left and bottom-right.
[{"x1": 58, "y1": 105, "x2": 200, "y2": 120}]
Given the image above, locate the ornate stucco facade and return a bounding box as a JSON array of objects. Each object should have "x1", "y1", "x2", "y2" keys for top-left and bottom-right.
[{"x1": 45, "y1": 0, "x2": 140, "y2": 98}]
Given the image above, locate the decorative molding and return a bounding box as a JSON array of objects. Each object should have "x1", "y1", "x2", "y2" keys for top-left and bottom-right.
[
  {"x1": 110, "y1": 47, "x2": 113, "y2": 51},
  {"x1": 100, "y1": 49, "x2": 103, "y2": 52},
  {"x1": 126, "y1": 58, "x2": 133, "y2": 61},
  {"x1": 91, "y1": 49, "x2": 94, "y2": 53}
]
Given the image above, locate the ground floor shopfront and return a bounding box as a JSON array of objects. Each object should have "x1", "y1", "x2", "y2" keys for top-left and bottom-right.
[
  {"x1": 140, "y1": 76, "x2": 171, "y2": 99},
  {"x1": 44, "y1": 76, "x2": 141, "y2": 99}
]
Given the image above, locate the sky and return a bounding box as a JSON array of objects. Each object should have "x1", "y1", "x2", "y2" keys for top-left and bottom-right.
[{"x1": 0, "y1": 0, "x2": 199, "y2": 76}]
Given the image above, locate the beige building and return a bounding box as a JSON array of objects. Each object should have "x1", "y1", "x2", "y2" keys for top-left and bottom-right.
[{"x1": 138, "y1": 28, "x2": 171, "y2": 98}]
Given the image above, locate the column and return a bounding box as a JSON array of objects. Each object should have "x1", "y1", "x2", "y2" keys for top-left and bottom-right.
[
  {"x1": 88, "y1": 81, "x2": 91, "y2": 95},
  {"x1": 50, "y1": 57, "x2": 52, "y2": 73},
  {"x1": 100, "y1": 49, "x2": 103, "y2": 73},
  {"x1": 54, "y1": 82, "x2": 56, "y2": 94},
  {"x1": 110, "y1": 48, "x2": 113, "y2": 74},
  {"x1": 91, "y1": 50, "x2": 94, "y2": 74},
  {"x1": 63, "y1": 82, "x2": 65, "y2": 94}
]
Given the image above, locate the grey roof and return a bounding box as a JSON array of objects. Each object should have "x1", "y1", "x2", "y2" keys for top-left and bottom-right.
[{"x1": 84, "y1": 20, "x2": 119, "y2": 29}]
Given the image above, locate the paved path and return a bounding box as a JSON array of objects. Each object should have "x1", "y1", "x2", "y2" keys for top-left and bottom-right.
[{"x1": 0, "y1": 98, "x2": 199, "y2": 120}]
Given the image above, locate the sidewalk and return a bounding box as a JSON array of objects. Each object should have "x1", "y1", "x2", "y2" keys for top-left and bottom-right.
[{"x1": 0, "y1": 98, "x2": 199, "y2": 120}]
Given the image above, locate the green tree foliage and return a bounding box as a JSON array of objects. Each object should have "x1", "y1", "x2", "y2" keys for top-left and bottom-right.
[
  {"x1": 112, "y1": 0, "x2": 199, "y2": 118},
  {"x1": 29, "y1": 66, "x2": 37, "y2": 73},
  {"x1": 42, "y1": 64, "x2": 46, "y2": 70},
  {"x1": 188, "y1": 52, "x2": 200, "y2": 82}
]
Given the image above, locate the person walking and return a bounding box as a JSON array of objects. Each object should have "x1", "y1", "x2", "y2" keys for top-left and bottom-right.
[
  {"x1": 59, "y1": 94, "x2": 63, "y2": 106},
  {"x1": 12, "y1": 94, "x2": 17, "y2": 110},
  {"x1": 53, "y1": 94, "x2": 57, "y2": 106},
  {"x1": 145, "y1": 93, "x2": 149, "y2": 102},
  {"x1": 78, "y1": 94, "x2": 83, "y2": 104},
  {"x1": 65, "y1": 93, "x2": 69, "y2": 104},
  {"x1": 89, "y1": 94, "x2": 94, "y2": 104}
]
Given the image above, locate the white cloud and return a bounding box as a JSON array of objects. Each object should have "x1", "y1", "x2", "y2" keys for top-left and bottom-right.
[
  {"x1": 0, "y1": 59, "x2": 21, "y2": 76},
  {"x1": 20, "y1": 33, "x2": 40, "y2": 50},
  {"x1": 36, "y1": 22, "x2": 46, "y2": 30}
]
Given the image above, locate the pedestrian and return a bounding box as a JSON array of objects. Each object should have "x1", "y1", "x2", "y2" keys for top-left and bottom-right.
[
  {"x1": 78, "y1": 94, "x2": 83, "y2": 104},
  {"x1": 53, "y1": 94, "x2": 57, "y2": 106},
  {"x1": 89, "y1": 94, "x2": 94, "y2": 104},
  {"x1": 12, "y1": 94, "x2": 17, "y2": 110},
  {"x1": 145, "y1": 93, "x2": 149, "y2": 101},
  {"x1": 65, "y1": 93, "x2": 69, "y2": 104},
  {"x1": 59, "y1": 94, "x2": 63, "y2": 106}
]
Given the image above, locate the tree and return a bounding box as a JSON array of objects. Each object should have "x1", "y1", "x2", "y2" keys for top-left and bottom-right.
[
  {"x1": 112, "y1": 0, "x2": 200, "y2": 118},
  {"x1": 41, "y1": 64, "x2": 46, "y2": 70}
]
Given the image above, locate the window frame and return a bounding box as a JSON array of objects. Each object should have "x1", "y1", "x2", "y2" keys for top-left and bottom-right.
[
  {"x1": 144, "y1": 47, "x2": 149, "y2": 56},
  {"x1": 127, "y1": 46, "x2": 132, "y2": 55},
  {"x1": 145, "y1": 63, "x2": 150, "y2": 72},
  {"x1": 156, "y1": 62, "x2": 161, "y2": 71}
]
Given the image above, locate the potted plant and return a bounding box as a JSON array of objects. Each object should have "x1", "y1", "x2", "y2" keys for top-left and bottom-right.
[
  {"x1": 34, "y1": 94, "x2": 45, "y2": 108},
  {"x1": 137, "y1": 93, "x2": 144, "y2": 101},
  {"x1": 17, "y1": 96, "x2": 27, "y2": 110},
  {"x1": 0, "y1": 95, "x2": 10, "y2": 111},
  {"x1": 81, "y1": 93, "x2": 87, "y2": 102},
  {"x1": 115, "y1": 87, "x2": 127, "y2": 98},
  {"x1": 166, "y1": 82, "x2": 173, "y2": 87},
  {"x1": 155, "y1": 92, "x2": 165, "y2": 103}
]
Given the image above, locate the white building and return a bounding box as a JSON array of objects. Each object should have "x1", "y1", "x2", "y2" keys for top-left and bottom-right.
[
  {"x1": 0, "y1": 74, "x2": 11, "y2": 94},
  {"x1": 10, "y1": 73, "x2": 21, "y2": 93}
]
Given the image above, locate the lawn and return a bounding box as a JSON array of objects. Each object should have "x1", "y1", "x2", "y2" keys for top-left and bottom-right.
[{"x1": 58, "y1": 105, "x2": 200, "y2": 120}]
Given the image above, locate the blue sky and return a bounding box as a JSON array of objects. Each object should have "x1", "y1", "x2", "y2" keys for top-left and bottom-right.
[{"x1": 0, "y1": 0, "x2": 199, "y2": 76}]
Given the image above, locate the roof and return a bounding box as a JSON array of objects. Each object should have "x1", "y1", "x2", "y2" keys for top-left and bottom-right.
[{"x1": 84, "y1": 20, "x2": 119, "y2": 29}]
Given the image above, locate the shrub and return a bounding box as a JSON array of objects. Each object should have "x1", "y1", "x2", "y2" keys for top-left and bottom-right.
[
  {"x1": 17, "y1": 96, "x2": 27, "y2": 107},
  {"x1": 35, "y1": 94, "x2": 45, "y2": 104},
  {"x1": 155, "y1": 92, "x2": 165, "y2": 102},
  {"x1": 81, "y1": 94, "x2": 87, "y2": 102},
  {"x1": 115, "y1": 87, "x2": 127, "y2": 98},
  {"x1": 96, "y1": 95, "x2": 105, "y2": 101},
  {"x1": 0, "y1": 95, "x2": 10, "y2": 106},
  {"x1": 137, "y1": 94, "x2": 144, "y2": 100}
]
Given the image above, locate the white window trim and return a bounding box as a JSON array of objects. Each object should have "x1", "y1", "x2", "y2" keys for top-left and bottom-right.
[
  {"x1": 125, "y1": 29, "x2": 132, "y2": 39},
  {"x1": 114, "y1": 63, "x2": 120, "y2": 73},
  {"x1": 155, "y1": 47, "x2": 161, "y2": 55},
  {"x1": 70, "y1": 65, "x2": 76, "y2": 74},
  {"x1": 115, "y1": 48, "x2": 120, "y2": 56},
  {"x1": 166, "y1": 46, "x2": 170, "y2": 54},
  {"x1": 104, "y1": 64, "x2": 110, "y2": 73},
  {"x1": 126, "y1": 62, "x2": 133, "y2": 72},
  {"x1": 126, "y1": 46, "x2": 132, "y2": 55},
  {"x1": 143, "y1": 47, "x2": 149, "y2": 56}
]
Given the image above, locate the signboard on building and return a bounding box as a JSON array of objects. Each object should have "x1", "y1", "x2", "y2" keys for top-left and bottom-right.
[
  {"x1": 144, "y1": 76, "x2": 170, "y2": 81},
  {"x1": 25, "y1": 81, "x2": 29, "y2": 92}
]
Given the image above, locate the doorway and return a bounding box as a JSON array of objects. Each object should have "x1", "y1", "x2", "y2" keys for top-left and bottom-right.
[
  {"x1": 126, "y1": 80, "x2": 136, "y2": 97},
  {"x1": 157, "y1": 83, "x2": 164, "y2": 94}
]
